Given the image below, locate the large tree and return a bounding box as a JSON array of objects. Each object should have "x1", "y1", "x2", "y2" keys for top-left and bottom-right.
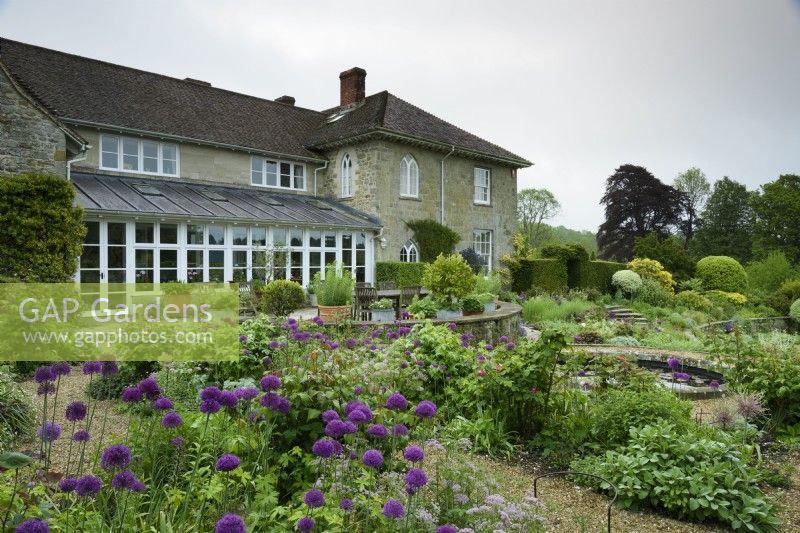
[
  {"x1": 596, "y1": 164, "x2": 685, "y2": 261},
  {"x1": 517, "y1": 188, "x2": 561, "y2": 247},
  {"x1": 674, "y1": 167, "x2": 711, "y2": 245},
  {"x1": 690, "y1": 177, "x2": 755, "y2": 263},
  {"x1": 751, "y1": 174, "x2": 800, "y2": 263}
]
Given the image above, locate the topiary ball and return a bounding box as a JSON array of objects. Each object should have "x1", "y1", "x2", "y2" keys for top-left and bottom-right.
[
  {"x1": 696, "y1": 256, "x2": 748, "y2": 293},
  {"x1": 790, "y1": 298, "x2": 800, "y2": 323},
  {"x1": 611, "y1": 269, "x2": 643, "y2": 296}
]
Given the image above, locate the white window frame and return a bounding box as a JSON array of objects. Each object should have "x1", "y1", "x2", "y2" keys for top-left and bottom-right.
[
  {"x1": 99, "y1": 134, "x2": 179, "y2": 176},
  {"x1": 250, "y1": 157, "x2": 307, "y2": 191},
  {"x1": 400, "y1": 240, "x2": 419, "y2": 263},
  {"x1": 472, "y1": 229, "x2": 493, "y2": 270},
  {"x1": 341, "y1": 153, "x2": 353, "y2": 198},
  {"x1": 473, "y1": 167, "x2": 491, "y2": 205},
  {"x1": 400, "y1": 155, "x2": 419, "y2": 198}
]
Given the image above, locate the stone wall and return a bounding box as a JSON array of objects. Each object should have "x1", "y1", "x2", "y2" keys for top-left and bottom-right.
[
  {"x1": 317, "y1": 139, "x2": 517, "y2": 270},
  {"x1": 0, "y1": 67, "x2": 67, "y2": 177}
]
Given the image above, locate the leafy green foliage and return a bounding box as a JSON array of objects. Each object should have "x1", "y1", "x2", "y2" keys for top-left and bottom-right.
[
  {"x1": 585, "y1": 260, "x2": 626, "y2": 293},
  {"x1": 675, "y1": 290, "x2": 712, "y2": 312},
  {"x1": 611, "y1": 269, "x2": 642, "y2": 296},
  {"x1": 507, "y1": 258, "x2": 568, "y2": 294},
  {"x1": 521, "y1": 296, "x2": 594, "y2": 324},
  {"x1": 461, "y1": 297, "x2": 483, "y2": 314},
  {"x1": 745, "y1": 252, "x2": 798, "y2": 296},
  {"x1": 766, "y1": 279, "x2": 800, "y2": 315},
  {"x1": 375, "y1": 260, "x2": 426, "y2": 288},
  {"x1": 313, "y1": 264, "x2": 353, "y2": 306},
  {"x1": 517, "y1": 187, "x2": 561, "y2": 247},
  {"x1": 422, "y1": 254, "x2": 476, "y2": 300},
  {"x1": 633, "y1": 232, "x2": 695, "y2": 281},
  {"x1": 259, "y1": 279, "x2": 306, "y2": 316},
  {"x1": 674, "y1": 167, "x2": 711, "y2": 244},
  {"x1": 635, "y1": 278, "x2": 674, "y2": 307},
  {"x1": 751, "y1": 174, "x2": 800, "y2": 263},
  {"x1": 0, "y1": 371, "x2": 33, "y2": 453},
  {"x1": 0, "y1": 173, "x2": 86, "y2": 281},
  {"x1": 473, "y1": 269, "x2": 502, "y2": 296},
  {"x1": 790, "y1": 299, "x2": 800, "y2": 322},
  {"x1": 407, "y1": 294, "x2": 439, "y2": 318},
  {"x1": 696, "y1": 255, "x2": 748, "y2": 293},
  {"x1": 573, "y1": 422, "x2": 778, "y2": 532},
  {"x1": 732, "y1": 342, "x2": 800, "y2": 424},
  {"x1": 406, "y1": 218, "x2": 461, "y2": 262},
  {"x1": 691, "y1": 177, "x2": 755, "y2": 263}
]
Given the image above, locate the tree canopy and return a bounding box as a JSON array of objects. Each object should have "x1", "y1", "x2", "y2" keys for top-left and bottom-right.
[
  {"x1": 751, "y1": 174, "x2": 800, "y2": 263},
  {"x1": 517, "y1": 188, "x2": 561, "y2": 248},
  {"x1": 690, "y1": 177, "x2": 755, "y2": 263},
  {"x1": 674, "y1": 167, "x2": 711, "y2": 245}
]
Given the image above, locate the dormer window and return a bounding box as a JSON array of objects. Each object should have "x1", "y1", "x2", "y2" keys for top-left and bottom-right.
[
  {"x1": 341, "y1": 153, "x2": 353, "y2": 198},
  {"x1": 251, "y1": 157, "x2": 306, "y2": 190},
  {"x1": 100, "y1": 134, "x2": 179, "y2": 176},
  {"x1": 400, "y1": 155, "x2": 419, "y2": 198}
]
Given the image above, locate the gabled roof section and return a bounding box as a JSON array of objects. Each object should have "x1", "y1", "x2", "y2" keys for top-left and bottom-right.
[
  {"x1": 71, "y1": 172, "x2": 381, "y2": 229},
  {"x1": 309, "y1": 92, "x2": 532, "y2": 167},
  {"x1": 0, "y1": 37, "x2": 326, "y2": 161}
]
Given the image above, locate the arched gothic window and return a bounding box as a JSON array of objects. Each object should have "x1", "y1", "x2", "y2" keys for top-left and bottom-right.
[
  {"x1": 400, "y1": 154, "x2": 419, "y2": 197},
  {"x1": 341, "y1": 154, "x2": 353, "y2": 197},
  {"x1": 400, "y1": 240, "x2": 419, "y2": 263}
]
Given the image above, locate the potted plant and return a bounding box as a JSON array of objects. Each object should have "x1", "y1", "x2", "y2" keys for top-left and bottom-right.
[
  {"x1": 315, "y1": 264, "x2": 354, "y2": 322},
  {"x1": 407, "y1": 295, "x2": 438, "y2": 319},
  {"x1": 435, "y1": 298, "x2": 463, "y2": 320},
  {"x1": 370, "y1": 298, "x2": 395, "y2": 323},
  {"x1": 461, "y1": 296, "x2": 484, "y2": 316},
  {"x1": 306, "y1": 283, "x2": 317, "y2": 307},
  {"x1": 475, "y1": 292, "x2": 497, "y2": 313}
]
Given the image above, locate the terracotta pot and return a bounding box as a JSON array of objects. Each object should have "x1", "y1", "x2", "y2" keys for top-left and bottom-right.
[{"x1": 318, "y1": 304, "x2": 350, "y2": 322}]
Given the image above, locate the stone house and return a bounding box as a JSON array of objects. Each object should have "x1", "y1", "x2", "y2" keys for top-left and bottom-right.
[{"x1": 0, "y1": 37, "x2": 531, "y2": 288}]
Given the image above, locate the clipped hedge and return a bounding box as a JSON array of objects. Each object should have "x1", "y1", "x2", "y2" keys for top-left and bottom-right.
[
  {"x1": 406, "y1": 219, "x2": 461, "y2": 262},
  {"x1": 696, "y1": 256, "x2": 748, "y2": 293},
  {"x1": 376, "y1": 261, "x2": 426, "y2": 288},
  {"x1": 509, "y1": 258, "x2": 568, "y2": 294},
  {"x1": 585, "y1": 260, "x2": 625, "y2": 293}
]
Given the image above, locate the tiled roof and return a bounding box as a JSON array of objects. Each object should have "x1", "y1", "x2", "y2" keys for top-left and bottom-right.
[
  {"x1": 1, "y1": 37, "x2": 530, "y2": 167},
  {"x1": 71, "y1": 172, "x2": 380, "y2": 229}
]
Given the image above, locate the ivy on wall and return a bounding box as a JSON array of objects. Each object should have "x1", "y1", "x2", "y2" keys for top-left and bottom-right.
[
  {"x1": 406, "y1": 219, "x2": 461, "y2": 263},
  {"x1": 0, "y1": 173, "x2": 86, "y2": 282}
]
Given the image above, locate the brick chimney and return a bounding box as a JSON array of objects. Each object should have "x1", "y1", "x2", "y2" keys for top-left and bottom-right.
[
  {"x1": 339, "y1": 67, "x2": 366, "y2": 107},
  {"x1": 275, "y1": 95, "x2": 295, "y2": 106}
]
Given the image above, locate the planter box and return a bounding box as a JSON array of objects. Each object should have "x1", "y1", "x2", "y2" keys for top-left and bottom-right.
[
  {"x1": 483, "y1": 301, "x2": 497, "y2": 313},
  {"x1": 370, "y1": 308, "x2": 395, "y2": 323},
  {"x1": 436, "y1": 309, "x2": 463, "y2": 320},
  {"x1": 318, "y1": 305, "x2": 350, "y2": 322}
]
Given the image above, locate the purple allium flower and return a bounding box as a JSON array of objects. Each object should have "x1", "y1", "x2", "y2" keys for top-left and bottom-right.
[
  {"x1": 100, "y1": 444, "x2": 131, "y2": 470},
  {"x1": 52, "y1": 362, "x2": 71, "y2": 376},
  {"x1": 262, "y1": 356, "x2": 273, "y2": 365},
  {"x1": 121, "y1": 386, "x2": 143, "y2": 403},
  {"x1": 303, "y1": 489, "x2": 325, "y2": 508},
  {"x1": 171, "y1": 436, "x2": 185, "y2": 447},
  {"x1": 260, "y1": 374, "x2": 281, "y2": 391},
  {"x1": 321, "y1": 409, "x2": 340, "y2": 423},
  {"x1": 340, "y1": 498, "x2": 354, "y2": 511},
  {"x1": 353, "y1": 386, "x2": 364, "y2": 395},
  {"x1": 385, "y1": 392, "x2": 408, "y2": 411},
  {"x1": 577, "y1": 370, "x2": 587, "y2": 377},
  {"x1": 296, "y1": 516, "x2": 315, "y2": 533},
  {"x1": 347, "y1": 409, "x2": 368, "y2": 424},
  {"x1": 153, "y1": 397, "x2": 174, "y2": 410},
  {"x1": 34, "y1": 365, "x2": 55, "y2": 383},
  {"x1": 75, "y1": 475, "x2": 103, "y2": 498},
  {"x1": 138, "y1": 377, "x2": 161, "y2": 400},
  {"x1": 72, "y1": 430, "x2": 90, "y2": 442},
  {"x1": 709, "y1": 380, "x2": 721, "y2": 390},
  {"x1": 404, "y1": 467, "x2": 428, "y2": 492},
  {"x1": 101, "y1": 361, "x2": 119, "y2": 376},
  {"x1": 111, "y1": 470, "x2": 139, "y2": 490},
  {"x1": 485, "y1": 344, "x2": 494, "y2": 351},
  {"x1": 234, "y1": 387, "x2": 259, "y2": 401},
  {"x1": 324, "y1": 419, "x2": 347, "y2": 438},
  {"x1": 581, "y1": 382, "x2": 592, "y2": 391},
  {"x1": 219, "y1": 391, "x2": 238, "y2": 408},
  {"x1": 200, "y1": 399, "x2": 221, "y2": 414},
  {"x1": 64, "y1": 401, "x2": 87, "y2": 422},
  {"x1": 311, "y1": 438, "x2": 337, "y2": 458},
  {"x1": 215, "y1": 513, "x2": 247, "y2": 533},
  {"x1": 13, "y1": 518, "x2": 49, "y2": 533},
  {"x1": 201, "y1": 386, "x2": 222, "y2": 402},
  {"x1": 672, "y1": 372, "x2": 691, "y2": 382},
  {"x1": 400, "y1": 362, "x2": 409, "y2": 369},
  {"x1": 346, "y1": 338, "x2": 358, "y2": 349},
  {"x1": 260, "y1": 393, "x2": 291, "y2": 413},
  {"x1": 498, "y1": 335, "x2": 508, "y2": 343},
  {"x1": 392, "y1": 423, "x2": 409, "y2": 436},
  {"x1": 82, "y1": 361, "x2": 103, "y2": 375},
  {"x1": 447, "y1": 322, "x2": 457, "y2": 331},
  {"x1": 403, "y1": 445, "x2": 424, "y2": 462},
  {"x1": 367, "y1": 424, "x2": 389, "y2": 438},
  {"x1": 667, "y1": 356, "x2": 680, "y2": 369},
  {"x1": 216, "y1": 454, "x2": 241, "y2": 472},
  {"x1": 506, "y1": 342, "x2": 516, "y2": 350},
  {"x1": 724, "y1": 321, "x2": 734, "y2": 333},
  {"x1": 362, "y1": 449, "x2": 384, "y2": 469},
  {"x1": 131, "y1": 480, "x2": 146, "y2": 492},
  {"x1": 59, "y1": 477, "x2": 77, "y2": 492},
  {"x1": 437, "y1": 526, "x2": 458, "y2": 533},
  {"x1": 36, "y1": 382, "x2": 55, "y2": 396},
  {"x1": 736, "y1": 395, "x2": 764, "y2": 419},
  {"x1": 239, "y1": 335, "x2": 248, "y2": 343},
  {"x1": 38, "y1": 421, "x2": 61, "y2": 442},
  {"x1": 415, "y1": 400, "x2": 437, "y2": 418},
  {"x1": 382, "y1": 499, "x2": 405, "y2": 519},
  {"x1": 162, "y1": 411, "x2": 183, "y2": 428}
]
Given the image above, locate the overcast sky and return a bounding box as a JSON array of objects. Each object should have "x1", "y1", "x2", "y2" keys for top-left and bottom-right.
[{"x1": 2, "y1": 0, "x2": 798, "y2": 231}]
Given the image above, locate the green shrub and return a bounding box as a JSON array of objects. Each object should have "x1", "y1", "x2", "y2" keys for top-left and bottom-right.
[
  {"x1": 585, "y1": 260, "x2": 625, "y2": 293},
  {"x1": 541, "y1": 243, "x2": 590, "y2": 289},
  {"x1": 628, "y1": 257, "x2": 675, "y2": 293},
  {"x1": 375, "y1": 261, "x2": 426, "y2": 288},
  {"x1": 521, "y1": 296, "x2": 594, "y2": 323},
  {"x1": 259, "y1": 279, "x2": 306, "y2": 316},
  {"x1": 675, "y1": 290, "x2": 712, "y2": 312},
  {"x1": 461, "y1": 297, "x2": 483, "y2": 314},
  {"x1": 407, "y1": 294, "x2": 439, "y2": 318},
  {"x1": 473, "y1": 269, "x2": 502, "y2": 296},
  {"x1": 573, "y1": 422, "x2": 778, "y2": 531},
  {"x1": 0, "y1": 370, "x2": 34, "y2": 453},
  {"x1": 314, "y1": 265, "x2": 354, "y2": 306},
  {"x1": 733, "y1": 345, "x2": 800, "y2": 424},
  {"x1": 0, "y1": 173, "x2": 86, "y2": 281},
  {"x1": 766, "y1": 279, "x2": 800, "y2": 315},
  {"x1": 633, "y1": 232, "x2": 696, "y2": 281},
  {"x1": 406, "y1": 219, "x2": 461, "y2": 262},
  {"x1": 422, "y1": 254, "x2": 476, "y2": 300},
  {"x1": 508, "y1": 258, "x2": 568, "y2": 294},
  {"x1": 589, "y1": 388, "x2": 693, "y2": 447},
  {"x1": 696, "y1": 255, "x2": 748, "y2": 293},
  {"x1": 746, "y1": 252, "x2": 798, "y2": 295},
  {"x1": 635, "y1": 278, "x2": 674, "y2": 307},
  {"x1": 790, "y1": 299, "x2": 800, "y2": 322},
  {"x1": 705, "y1": 290, "x2": 747, "y2": 307},
  {"x1": 611, "y1": 269, "x2": 642, "y2": 296}
]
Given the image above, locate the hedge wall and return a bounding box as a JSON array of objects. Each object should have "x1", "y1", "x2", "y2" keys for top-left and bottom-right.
[
  {"x1": 376, "y1": 261, "x2": 427, "y2": 287},
  {"x1": 585, "y1": 260, "x2": 626, "y2": 293},
  {"x1": 509, "y1": 258, "x2": 568, "y2": 294}
]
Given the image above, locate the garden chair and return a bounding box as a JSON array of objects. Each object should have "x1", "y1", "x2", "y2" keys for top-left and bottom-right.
[
  {"x1": 353, "y1": 287, "x2": 377, "y2": 320},
  {"x1": 399, "y1": 285, "x2": 421, "y2": 316}
]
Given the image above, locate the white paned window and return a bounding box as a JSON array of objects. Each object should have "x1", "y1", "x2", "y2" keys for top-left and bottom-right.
[
  {"x1": 474, "y1": 167, "x2": 491, "y2": 204},
  {"x1": 250, "y1": 157, "x2": 306, "y2": 191},
  {"x1": 400, "y1": 240, "x2": 418, "y2": 263},
  {"x1": 472, "y1": 230, "x2": 492, "y2": 269},
  {"x1": 341, "y1": 154, "x2": 353, "y2": 198},
  {"x1": 400, "y1": 155, "x2": 419, "y2": 197},
  {"x1": 99, "y1": 134, "x2": 179, "y2": 176}
]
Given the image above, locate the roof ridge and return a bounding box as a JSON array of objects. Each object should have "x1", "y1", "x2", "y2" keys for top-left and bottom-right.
[{"x1": 0, "y1": 36, "x2": 325, "y2": 116}]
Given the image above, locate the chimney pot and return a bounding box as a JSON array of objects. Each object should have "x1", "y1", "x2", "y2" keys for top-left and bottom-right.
[
  {"x1": 339, "y1": 67, "x2": 366, "y2": 107},
  {"x1": 275, "y1": 95, "x2": 296, "y2": 106}
]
